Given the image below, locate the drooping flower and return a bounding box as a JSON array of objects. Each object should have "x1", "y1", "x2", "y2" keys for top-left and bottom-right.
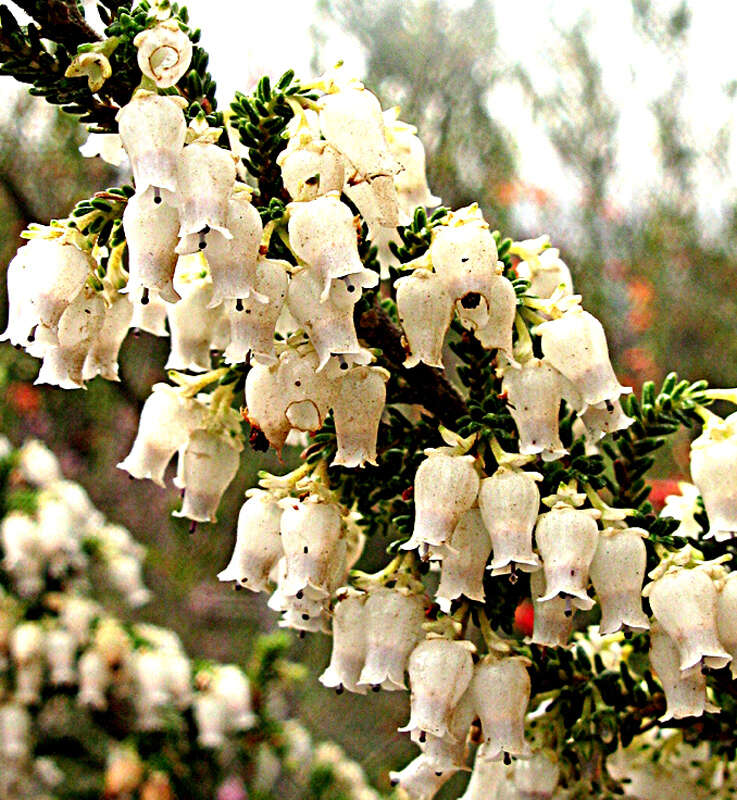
[
  {"x1": 217, "y1": 491, "x2": 284, "y2": 592},
  {"x1": 278, "y1": 132, "x2": 345, "y2": 202},
  {"x1": 420, "y1": 690, "x2": 474, "y2": 772},
  {"x1": 358, "y1": 587, "x2": 425, "y2": 691},
  {"x1": 516, "y1": 244, "x2": 573, "y2": 299},
  {"x1": 435, "y1": 509, "x2": 491, "y2": 612},
  {"x1": 319, "y1": 592, "x2": 368, "y2": 694},
  {"x1": 45, "y1": 628, "x2": 76, "y2": 686},
  {"x1": 402, "y1": 453, "x2": 480, "y2": 552},
  {"x1": 78, "y1": 648, "x2": 110, "y2": 709},
  {"x1": 134, "y1": 19, "x2": 193, "y2": 89},
  {"x1": 535, "y1": 503, "x2": 599, "y2": 611},
  {"x1": 458, "y1": 747, "x2": 508, "y2": 800},
  {"x1": 660, "y1": 482, "x2": 704, "y2": 539},
  {"x1": 388, "y1": 754, "x2": 458, "y2": 800},
  {"x1": 589, "y1": 527, "x2": 649, "y2": 635},
  {"x1": 10, "y1": 622, "x2": 45, "y2": 705},
  {"x1": 536, "y1": 307, "x2": 630, "y2": 410},
  {"x1": 395, "y1": 270, "x2": 453, "y2": 369},
  {"x1": 65, "y1": 50, "x2": 112, "y2": 92},
  {"x1": 717, "y1": 572, "x2": 737, "y2": 678},
  {"x1": 117, "y1": 92, "x2": 187, "y2": 199},
  {"x1": 82, "y1": 293, "x2": 133, "y2": 382},
  {"x1": 210, "y1": 665, "x2": 257, "y2": 732},
  {"x1": 647, "y1": 566, "x2": 731, "y2": 671},
  {"x1": 399, "y1": 637, "x2": 475, "y2": 741},
  {"x1": 478, "y1": 466, "x2": 541, "y2": 576},
  {"x1": 578, "y1": 399, "x2": 634, "y2": 444}
]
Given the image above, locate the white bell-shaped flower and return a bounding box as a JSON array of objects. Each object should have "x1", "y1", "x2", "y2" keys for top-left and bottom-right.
[
  {"x1": 130, "y1": 286, "x2": 169, "y2": 336},
  {"x1": 278, "y1": 496, "x2": 344, "y2": 598},
  {"x1": 319, "y1": 86, "x2": 399, "y2": 226},
  {"x1": 245, "y1": 348, "x2": 335, "y2": 452},
  {"x1": 1, "y1": 512, "x2": 41, "y2": 578},
  {"x1": 224, "y1": 258, "x2": 289, "y2": 366},
  {"x1": 331, "y1": 365, "x2": 388, "y2": 468},
  {"x1": 212, "y1": 665, "x2": 257, "y2": 731},
  {"x1": 59, "y1": 595, "x2": 100, "y2": 647},
  {"x1": 78, "y1": 648, "x2": 109, "y2": 709},
  {"x1": 286, "y1": 269, "x2": 373, "y2": 371},
  {"x1": 589, "y1": 527, "x2": 649, "y2": 634},
  {"x1": 16, "y1": 439, "x2": 61, "y2": 486},
  {"x1": 173, "y1": 427, "x2": 242, "y2": 522},
  {"x1": 0, "y1": 703, "x2": 31, "y2": 761},
  {"x1": 647, "y1": 566, "x2": 731, "y2": 671},
  {"x1": 278, "y1": 135, "x2": 345, "y2": 201},
  {"x1": 10, "y1": 622, "x2": 44, "y2": 705},
  {"x1": 176, "y1": 142, "x2": 236, "y2": 239},
  {"x1": 579, "y1": 399, "x2": 634, "y2": 444},
  {"x1": 45, "y1": 628, "x2": 77, "y2": 686},
  {"x1": 649, "y1": 622, "x2": 719, "y2": 721},
  {"x1": 117, "y1": 92, "x2": 187, "y2": 198},
  {"x1": 165, "y1": 650, "x2": 193, "y2": 709},
  {"x1": 123, "y1": 189, "x2": 181, "y2": 304},
  {"x1": 402, "y1": 453, "x2": 480, "y2": 551},
  {"x1": 320, "y1": 593, "x2": 368, "y2": 694},
  {"x1": 2, "y1": 243, "x2": 45, "y2": 347},
  {"x1": 36, "y1": 287, "x2": 106, "y2": 389},
  {"x1": 388, "y1": 754, "x2": 457, "y2": 800},
  {"x1": 399, "y1": 638, "x2": 475, "y2": 740},
  {"x1": 117, "y1": 383, "x2": 205, "y2": 486},
  {"x1": 107, "y1": 553, "x2": 152, "y2": 607},
  {"x1": 456, "y1": 274, "x2": 517, "y2": 357},
  {"x1": 717, "y1": 572, "x2": 737, "y2": 678},
  {"x1": 358, "y1": 587, "x2": 425, "y2": 690},
  {"x1": 537, "y1": 308, "x2": 630, "y2": 410},
  {"x1": 134, "y1": 20, "x2": 193, "y2": 89},
  {"x1": 288, "y1": 194, "x2": 368, "y2": 300},
  {"x1": 132, "y1": 650, "x2": 171, "y2": 730},
  {"x1": 502, "y1": 359, "x2": 567, "y2": 461},
  {"x1": 459, "y1": 747, "x2": 508, "y2": 800},
  {"x1": 193, "y1": 690, "x2": 228, "y2": 748},
  {"x1": 513, "y1": 752, "x2": 560, "y2": 798},
  {"x1": 396, "y1": 270, "x2": 453, "y2": 369},
  {"x1": 218, "y1": 491, "x2": 283, "y2": 592},
  {"x1": 478, "y1": 467, "x2": 541, "y2": 576},
  {"x1": 470, "y1": 655, "x2": 531, "y2": 761},
  {"x1": 82, "y1": 293, "x2": 133, "y2": 381},
  {"x1": 165, "y1": 268, "x2": 224, "y2": 372},
  {"x1": 384, "y1": 108, "x2": 441, "y2": 212},
  {"x1": 690, "y1": 411, "x2": 737, "y2": 540},
  {"x1": 521, "y1": 247, "x2": 573, "y2": 299},
  {"x1": 420, "y1": 690, "x2": 474, "y2": 772},
  {"x1": 436, "y1": 510, "x2": 491, "y2": 612},
  {"x1": 429, "y1": 222, "x2": 495, "y2": 296},
  {"x1": 535, "y1": 504, "x2": 598, "y2": 611},
  {"x1": 180, "y1": 192, "x2": 263, "y2": 307}
]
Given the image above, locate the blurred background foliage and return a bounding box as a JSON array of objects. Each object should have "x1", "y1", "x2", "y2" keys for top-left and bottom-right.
[{"x1": 1, "y1": 0, "x2": 736, "y2": 793}]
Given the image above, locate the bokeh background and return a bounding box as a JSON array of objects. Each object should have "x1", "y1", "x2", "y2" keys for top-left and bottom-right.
[{"x1": 2, "y1": 0, "x2": 737, "y2": 794}]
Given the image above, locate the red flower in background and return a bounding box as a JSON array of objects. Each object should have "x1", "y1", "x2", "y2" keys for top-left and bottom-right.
[{"x1": 6, "y1": 382, "x2": 41, "y2": 416}]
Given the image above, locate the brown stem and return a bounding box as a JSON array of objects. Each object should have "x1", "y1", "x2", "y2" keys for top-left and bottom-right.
[
  {"x1": 357, "y1": 302, "x2": 468, "y2": 427},
  {"x1": 12, "y1": 0, "x2": 101, "y2": 46}
]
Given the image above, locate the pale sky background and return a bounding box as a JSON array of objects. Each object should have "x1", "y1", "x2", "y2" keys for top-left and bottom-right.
[{"x1": 7, "y1": 0, "x2": 737, "y2": 233}]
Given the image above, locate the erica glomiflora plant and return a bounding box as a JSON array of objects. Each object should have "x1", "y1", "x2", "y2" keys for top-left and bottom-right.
[
  {"x1": 0, "y1": 437, "x2": 384, "y2": 800},
  {"x1": 4, "y1": 1, "x2": 737, "y2": 797}
]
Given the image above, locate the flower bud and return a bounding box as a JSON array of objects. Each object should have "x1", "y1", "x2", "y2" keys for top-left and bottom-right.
[
  {"x1": 403, "y1": 453, "x2": 480, "y2": 551},
  {"x1": 105, "y1": 748, "x2": 144, "y2": 795},
  {"x1": 218, "y1": 491, "x2": 283, "y2": 592},
  {"x1": 45, "y1": 628, "x2": 77, "y2": 686},
  {"x1": 647, "y1": 566, "x2": 731, "y2": 671},
  {"x1": 286, "y1": 269, "x2": 373, "y2": 371},
  {"x1": 690, "y1": 412, "x2": 737, "y2": 540},
  {"x1": 388, "y1": 754, "x2": 457, "y2": 800},
  {"x1": 141, "y1": 772, "x2": 174, "y2": 800},
  {"x1": 469, "y1": 655, "x2": 531, "y2": 761},
  {"x1": 173, "y1": 428, "x2": 242, "y2": 523},
  {"x1": 78, "y1": 648, "x2": 110, "y2": 709},
  {"x1": 117, "y1": 383, "x2": 206, "y2": 485},
  {"x1": 278, "y1": 136, "x2": 345, "y2": 201},
  {"x1": 224, "y1": 258, "x2": 289, "y2": 366},
  {"x1": 535, "y1": 505, "x2": 598, "y2": 611},
  {"x1": 436, "y1": 510, "x2": 491, "y2": 612},
  {"x1": 212, "y1": 665, "x2": 257, "y2": 731},
  {"x1": 589, "y1": 527, "x2": 649, "y2": 635},
  {"x1": 396, "y1": 271, "x2": 453, "y2": 369},
  {"x1": 134, "y1": 20, "x2": 193, "y2": 89},
  {"x1": 123, "y1": 189, "x2": 181, "y2": 304},
  {"x1": 358, "y1": 587, "x2": 425, "y2": 690},
  {"x1": 537, "y1": 308, "x2": 630, "y2": 410},
  {"x1": 331, "y1": 365, "x2": 387, "y2": 468},
  {"x1": 278, "y1": 497, "x2": 344, "y2": 598},
  {"x1": 320, "y1": 593, "x2": 368, "y2": 694},
  {"x1": 399, "y1": 638, "x2": 475, "y2": 740},
  {"x1": 288, "y1": 194, "x2": 367, "y2": 300},
  {"x1": 177, "y1": 142, "x2": 236, "y2": 239},
  {"x1": 478, "y1": 467, "x2": 541, "y2": 576},
  {"x1": 502, "y1": 359, "x2": 567, "y2": 461},
  {"x1": 117, "y1": 93, "x2": 187, "y2": 198},
  {"x1": 649, "y1": 622, "x2": 718, "y2": 721},
  {"x1": 83, "y1": 293, "x2": 134, "y2": 381}
]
